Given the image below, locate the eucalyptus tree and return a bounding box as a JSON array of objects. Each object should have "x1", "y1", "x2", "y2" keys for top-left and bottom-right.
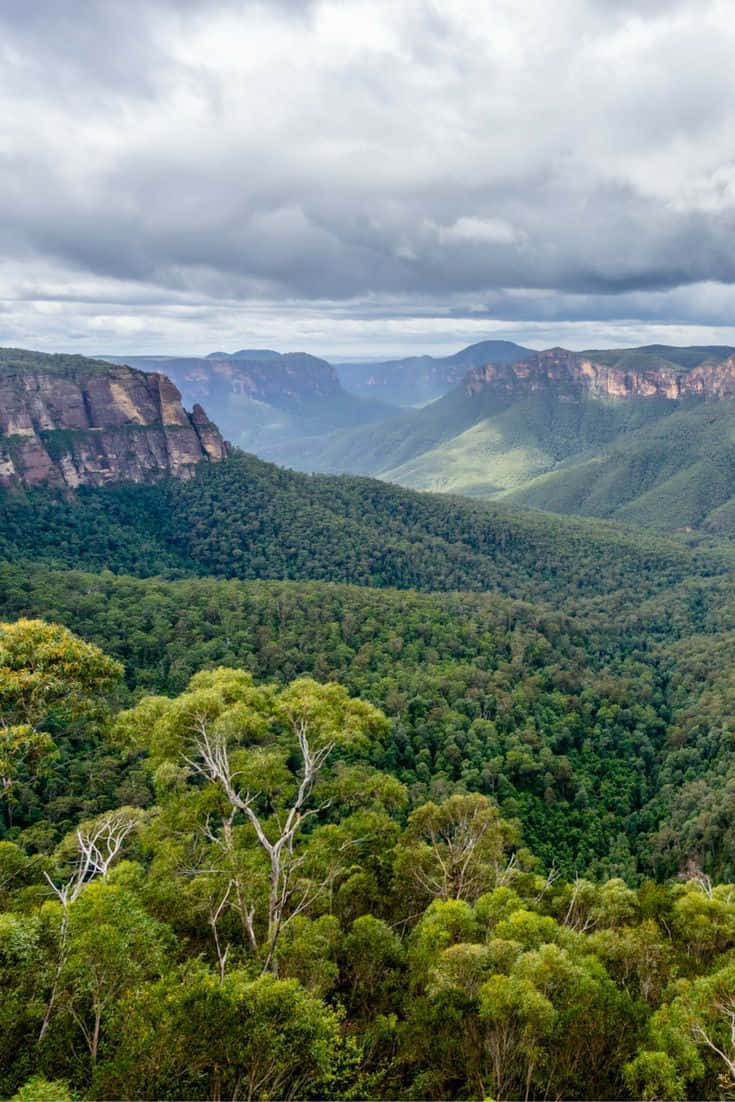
[
  {"x1": 0, "y1": 619, "x2": 122, "y2": 829},
  {"x1": 114, "y1": 668, "x2": 394, "y2": 973}
]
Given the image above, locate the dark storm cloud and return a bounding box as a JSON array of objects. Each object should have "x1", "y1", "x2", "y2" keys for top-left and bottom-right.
[{"x1": 2, "y1": 0, "x2": 735, "y2": 353}]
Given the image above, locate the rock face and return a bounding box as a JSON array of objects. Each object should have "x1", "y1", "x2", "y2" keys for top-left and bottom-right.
[
  {"x1": 109, "y1": 351, "x2": 343, "y2": 408},
  {"x1": 0, "y1": 349, "x2": 228, "y2": 491},
  {"x1": 100, "y1": 349, "x2": 397, "y2": 454},
  {"x1": 194, "y1": 352, "x2": 342, "y2": 404},
  {"x1": 463, "y1": 347, "x2": 735, "y2": 402}
]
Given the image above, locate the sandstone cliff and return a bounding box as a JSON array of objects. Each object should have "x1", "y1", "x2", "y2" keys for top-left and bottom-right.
[
  {"x1": 0, "y1": 349, "x2": 228, "y2": 490},
  {"x1": 463, "y1": 347, "x2": 735, "y2": 402},
  {"x1": 102, "y1": 349, "x2": 396, "y2": 453},
  {"x1": 107, "y1": 351, "x2": 343, "y2": 408}
]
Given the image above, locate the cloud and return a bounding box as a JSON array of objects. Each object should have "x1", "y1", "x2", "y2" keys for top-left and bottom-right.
[
  {"x1": 1, "y1": 0, "x2": 735, "y2": 354},
  {"x1": 435, "y1": 217, "x2": 524, "y2": 246}
]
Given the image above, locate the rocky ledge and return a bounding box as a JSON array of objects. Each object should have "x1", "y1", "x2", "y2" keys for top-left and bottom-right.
[
  {"x1": 0, "y1": 349, "x2": 228, "y2": 490},
  {"x1": 464, "y1": 347, "x2": 735, "y2": 401}
]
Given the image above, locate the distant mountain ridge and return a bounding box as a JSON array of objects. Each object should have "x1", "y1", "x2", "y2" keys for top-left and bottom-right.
[
  {"x1": 268, "y1": 344, "x2": 735, "y2": 516},
  {"x1": 91, "y1": 339, "x2": 735, "y2": 538},
  {"x1": 0, "y1": 348, "x2": 227, "y2": 491},
  {"x1": 108, "y1": 351, "x2": 343, "y2": 405},
  {"x1": 103, "y1": 350, "x2": 397, "y2": 453},
  {"x1": 335, "y1": 339, "x2": 533, "y2": 405},
  {"x1": 206, "y1": 348, "x2": 282, "y2": 361}
]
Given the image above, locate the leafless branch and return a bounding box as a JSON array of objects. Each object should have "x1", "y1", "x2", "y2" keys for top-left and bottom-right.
[
  {"x1": 39, "y1": 809, "x2": 138, "y2": 1042},
  {"x1": 187, "y1": 717, "x2": 334, "y2": 973}
]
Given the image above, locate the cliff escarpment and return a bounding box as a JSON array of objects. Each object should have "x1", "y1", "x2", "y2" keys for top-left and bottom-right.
[
  {"x1": 464, "y1": 347, "x2": 735, "y2": 401},
  {"x1": 102, "y1": 349, "x2": 398, "y2": 453},
  {"x1": 335, "y1": 340, "x2": 533, "y2": 406},
  {"x1": 0, "y1": 349, "x2": 228, "y2": 490},
  {"x1": 106, "y1": 351, "x2": 344, "y2": 409}
]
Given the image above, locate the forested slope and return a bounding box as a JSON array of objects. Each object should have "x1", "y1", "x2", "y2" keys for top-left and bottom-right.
[
  {"x1": 3, "y1": 534, "x2": 735, "y2": 883},
  {"x1": 1, "y1": 450, "x2": 729, "y2": 609},
  {"x1": 509, "y1": 397, "x2": 735, "y2": 534}
]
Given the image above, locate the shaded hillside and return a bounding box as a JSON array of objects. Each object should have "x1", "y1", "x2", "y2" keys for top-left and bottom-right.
[
  {"x1": 380, "y1": 388, "x2": 675, "y2": 497},
  {"x1": 508, "y1": 397, "x2": 735, "y2": 534},
  {"x1": 0, "y1": 449, "x2": 730, "y2": 615}
]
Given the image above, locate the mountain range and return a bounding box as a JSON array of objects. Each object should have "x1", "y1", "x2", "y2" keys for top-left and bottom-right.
[
  {"x1": 102, "y1": 350, "x2": 396, "y2": 455},
  {"x1": 333, "y1": 339, "x2": 532, "y2": 405},
  {"x1": 10, "y1": 340, "x2": 735, "y2": 541},
  {"x1": 99, "y1": 340, "x2": 534, "y2": 464},
  {"x1": 265, "y1": 343, "x2": 735, "y2": 537},
  {"x1": 6, "y1": 342, "x2": 735, "y2": 1099}
]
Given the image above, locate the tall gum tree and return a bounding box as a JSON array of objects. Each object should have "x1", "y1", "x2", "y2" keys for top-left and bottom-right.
[{"x1": 114, "y1": 668, "x2": 395, "y2": 973}]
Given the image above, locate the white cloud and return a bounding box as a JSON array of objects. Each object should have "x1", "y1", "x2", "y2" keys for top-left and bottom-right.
[{"x1": 436, "y1": 217, "x2": 524, "y2": 245}]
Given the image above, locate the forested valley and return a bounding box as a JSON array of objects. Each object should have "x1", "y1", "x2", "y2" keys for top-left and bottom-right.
[{"x1": 4, "y1": 451, "x2": 735, "y2": 1099}]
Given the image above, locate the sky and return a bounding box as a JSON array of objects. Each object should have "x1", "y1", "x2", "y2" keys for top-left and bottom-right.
[{"x1": 2, "y1": 0, "x2": 735, "y2": 359}]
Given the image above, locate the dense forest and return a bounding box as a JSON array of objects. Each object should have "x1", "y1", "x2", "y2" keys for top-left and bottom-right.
[
  {"x1": 1, "y1": 451, "x2": 730, "y2": 605},
  {"x1": 2, "y1": 560, "x2": 735, "y2": 883},
  {"x1": 4, "y1": 451, "x2": 735, "y2": 1098}
]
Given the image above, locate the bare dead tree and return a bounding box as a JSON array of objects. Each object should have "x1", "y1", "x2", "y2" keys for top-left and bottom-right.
[
  {"x1": 493, "y1": 851, "x2": 519, "y2": 889},
  {"x1": 185, "y1": 715, "x2": 333, "y2": 973},
  {"x1": 681, "y1": 861, "x2": 714, "y2": 899},
  {"x1": 692, "y1": 995, "x2": 735, "y2": 1082},
  {"x1": 411, "y1": 809, "x2": 493, "y2": 901},
  {"x1": 534, "y1": 865, "x2": 560, "y2": 905},
  {"x1": 405, "y1": 798, "x2": 511, "y2": 903},
  {"x1": 209, "y1": 880, "x2": 233, "y2": 984},
  {"x1": 38, "y1": 809, "x2": 139, "y2": 1042},
  {"x1": 562, "y1": 876, "x2": 601, "y2": 933},
  {"x1": 202, "y1": 810, "x2": 259, "y2": 954}
]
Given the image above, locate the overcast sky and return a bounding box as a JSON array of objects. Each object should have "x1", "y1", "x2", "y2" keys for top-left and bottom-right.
[{"x1": 2, "y1": 0, "x2": 735, "y2": 358}]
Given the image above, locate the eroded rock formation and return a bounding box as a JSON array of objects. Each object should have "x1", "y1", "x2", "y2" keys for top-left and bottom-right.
[
  {"x1": 0, "y1": 349, "x2": 228, "y2": 490},
  {"x1": 464, "y1": 347, "x2": 735, "y2": 402}
]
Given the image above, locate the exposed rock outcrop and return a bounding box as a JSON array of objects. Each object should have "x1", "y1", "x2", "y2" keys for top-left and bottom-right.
[
  {"x1": 0, "y1": 349, "x2": 228, "y2": 491},
  {"x1": 464, "y1": 347, "x2": 735, "y2": 402}
]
